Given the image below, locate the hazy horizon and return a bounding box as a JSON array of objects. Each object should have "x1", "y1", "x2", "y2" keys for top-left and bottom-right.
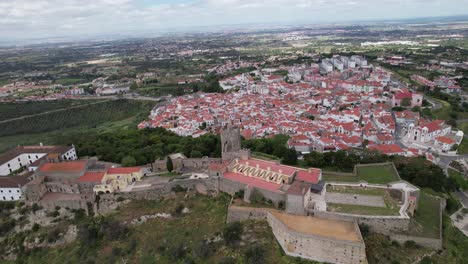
[{"x1": 1, "y1": 0, "x2": 468, "y2": 45}]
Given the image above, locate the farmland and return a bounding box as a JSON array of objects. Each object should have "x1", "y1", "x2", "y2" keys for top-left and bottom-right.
[{"x1": 0, "y1": 99, "x2": 153, "y2": 137}]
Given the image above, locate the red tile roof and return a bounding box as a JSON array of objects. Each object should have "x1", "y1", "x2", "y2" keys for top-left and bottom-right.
[
  {"x1": 436, "y1": 136, "x2": 455, "y2": 145},
  {"x1": 79, "y1": 172, "x2": 105, "y2": 183},
  {"x1": 38, "y1": 161, "x2": 87, "y2": 173},
  {"x1": 223, "y1": 172, "x2": 281, "y2": 192},
  {"x1": 369, "y1": 144, "x2": 404, "y2": 155},
  {"x1": 239, "y1": 159, "x2": 296, "y2": 176},
  {"x1": 295, "y1": 168, "x2": 321, "y2": 184},
  {"x1": 107, "y1": 167, "x2": 141, "y2": 174}
]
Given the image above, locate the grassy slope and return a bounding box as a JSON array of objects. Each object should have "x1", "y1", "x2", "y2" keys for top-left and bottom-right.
[
  {"x1": 406, "y1": 192, "x2": 441, "y2": 238},
  {"x1": 16, "y1": 194, "x2": 317, "y2": 264},
  {"x1": 0, "y1": 100, "x2": 153, "y2": 153}
]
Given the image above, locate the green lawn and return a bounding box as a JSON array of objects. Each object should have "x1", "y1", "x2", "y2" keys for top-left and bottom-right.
[
  {"x1": 405, "y1": 192, "x2": 441, "y2": 238},
  {"x1": 430, "y1": 97, "x2": 452, "y2": 120},
  {"x1": 456, "y1": 137, "x2": 468, "y2": 154},
  {"x1": 356, "y1": 165, "x2": 400, "y2": 184},
  {"x1": 447, "y1": 168, "x2": 468, "y2": 190},
  {"x1": 323, "y1": 164, "x2": 400, "y2": 184},
  {"x1": 327, "y1": 202, "x2": 400, "y2": 216},
  {"x1": 326, "y1": 185, "x2": 386, "y2": 196}
]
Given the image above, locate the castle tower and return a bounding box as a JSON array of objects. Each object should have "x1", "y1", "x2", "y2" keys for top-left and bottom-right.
[{"x1": 221, "y1": 125, "x2": 242, "y2": 161}]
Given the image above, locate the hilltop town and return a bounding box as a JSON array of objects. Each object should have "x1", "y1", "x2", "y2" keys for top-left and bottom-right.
[{"x1": 0, "y1": 19, "x2": 467, "y2": 264}]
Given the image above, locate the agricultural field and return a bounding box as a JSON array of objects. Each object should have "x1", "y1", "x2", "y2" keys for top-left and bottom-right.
[
  {"x1": 0, "y1": 99, "x2": 154, "y2": 137},
  {"x1": 0, "y1": 99, "x2": 154, "y2": 153},
  {"x1": 0, "y1": 100, "x2": 101, "y2": 122}
]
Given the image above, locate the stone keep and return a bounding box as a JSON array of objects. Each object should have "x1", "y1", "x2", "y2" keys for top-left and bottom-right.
[{"x1": 221, "y1": 126, "x2": 242, "y2": 161}]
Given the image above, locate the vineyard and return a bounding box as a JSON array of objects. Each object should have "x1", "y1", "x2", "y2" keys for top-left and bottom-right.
[
  {"x1": 0, "y1": 99, "x2": 153, "y2": 137},
  {"x1": 0, "y1": 100, "x2": 100, "y2": 122}
]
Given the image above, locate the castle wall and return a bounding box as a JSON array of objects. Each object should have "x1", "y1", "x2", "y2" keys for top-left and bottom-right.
[
  {"x1": 325, "y1": 193, "x2": 386, "y2": 207},
  {"x1": 314, "y1": 211, "x2": 410, "y2": 234},
  {"x1": 219, "y1": 177, "x2": 247, "y2": 195},
  {"x1": 286, "y1": 194, "x2": 305, "y2": 215},
  {"x1": 226, "y1": 206, "x2": 271, "y2": 223},
  {"x1": 152, "y1": 157, "x2": 222, "y2": 173},
  {"x1": 253, "y1": 187, "x2": 286, "y2": 207},
  {"x1": 267, "y1": 212, "x2": 367, "y2": 264}
]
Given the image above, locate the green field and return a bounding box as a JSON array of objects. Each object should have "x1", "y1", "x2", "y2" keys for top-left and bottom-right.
[
  {"x1": 448, "y1": 168, "x2": 468, "y2": 191},
  {"x1": 405, "y1": 192, "x2": 441, "y2": 238},
  {"x1": 0, "y1": 100, "x2": 100, "y2": 122},
  {"x1": 323, "y1": 164, "x2": 400, "y2": 184},
  {"x1": 326, "y1": 185, "x2": 386, "y2": 196},
  {"x1": 11, "y1": 193, "x2": 316, "y2": 264},
  {"x1": 0, "y1": 99, "x2": 153, "y2": 137},
  {"x1": 55, "y1": 78, "x2": 88, "y2": 86},
  {"x1": 327, "y1": 202, "x2": 400, "y2": 216},
  {"x1": 0, "y1": 99, "x2": 154, "y2": 153}
]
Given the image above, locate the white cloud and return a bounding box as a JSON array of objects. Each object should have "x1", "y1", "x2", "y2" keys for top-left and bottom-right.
[{"x1": 0, "y1": 0, "x2": 466, "y2": 41}]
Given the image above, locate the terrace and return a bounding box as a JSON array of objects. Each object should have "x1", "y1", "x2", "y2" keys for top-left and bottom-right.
[{"x1": 325, "y1": 184, "x2": 404, "y2": 216}]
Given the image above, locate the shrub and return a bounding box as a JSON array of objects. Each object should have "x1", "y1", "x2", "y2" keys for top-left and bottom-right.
[
  {"x1": 234, "y1": 190, "x2": 244, "y2": 199},
  {"x1": 32, "y1": 223, "x2": 40, "y2": 232},
  {"x1": 103, "y1": 219, "x2": 128, "y2": 241},
  {"x1": 222, "y1": 222, "x2": 243, "y2": 246},
  {"x1": 194, "y1": 240, "x2": 214, "y2": 258},
  {"x1": 217, "y1": 256, "x2": 235, "y2": 264},
  {"x1": 278, "y1": 201, "x2": 285, "y2": 210},
  {"x1": 117, "y1": 196, "x2": 125, "y2": 202},
  {"x1": 72, "y1": 209, "x2": 86, "y2": 221},
  {"x1": 244, "y1": 244, "x2": 266, "y2": 264},
  {"x1": 172, "y1": 185, "x2": 187, "y2": 193},
  {"x1": 173, "y1": 204, "x2": 185, "y2": 217},
  {"x1": 359, "y1": 224, "x2": 370, "y2": 237},
  {"x1": 404, "y1": 240, "x2": 417, "y2": 248},
  {"x1": 167, "y1": 243, "x2": 187, "y2": 260}
]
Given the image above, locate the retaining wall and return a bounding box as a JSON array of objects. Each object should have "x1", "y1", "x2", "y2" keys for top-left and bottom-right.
[{"x1": 314, "y1": 211, "x2": 410, "y2": 234}]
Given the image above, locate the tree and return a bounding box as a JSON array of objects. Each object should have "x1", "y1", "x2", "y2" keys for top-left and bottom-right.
[
  {"x1": 411, "y1": 106, "x2": 420, "y2": 112},
  {"x1": 401, "y1": 98, "x2": 411, "y2": 107},
  {"x1": 130, "y1": 82, "x2": 138, "y2": 90},
  {"x1": 190, "y1": 150, "x2": 203, "y2": 158},
  {"x1": 282, "y1": 149, "x2": 298, "y2": 165},
  {"x1": 166, "y1": 156, "x2": 174, "y2": 172},
  {"x1": 121, "y1": 156, "x2": 136, "y2": 167}
]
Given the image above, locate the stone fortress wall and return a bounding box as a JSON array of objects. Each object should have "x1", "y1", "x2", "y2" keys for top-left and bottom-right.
[{"x1": 267, "y1": 212, "x2": 367, "y2": 264}]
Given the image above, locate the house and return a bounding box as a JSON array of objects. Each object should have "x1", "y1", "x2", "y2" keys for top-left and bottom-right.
[
  {"x1": 93, "y1": 167, "x2": 144, "y2": 194},
  {"x1": 0, "y1": 175, "x2": 30, "y2": 201},
  {"x1": 391, "y1": 92, "x2": 423, "y2": 108},
  {"x1": 368, "y1": 144, "x2": 405, "y2": 156},
  {"x1": 0, "y1": 145, "x2": 77, "y2": 176},
  {"x1": 435, "y1": 136, "x2": 456, "y2": 152}
]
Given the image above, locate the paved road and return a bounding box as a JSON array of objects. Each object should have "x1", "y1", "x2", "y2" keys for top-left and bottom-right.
[
  {"x1": 455, "y1": 191, "x2": 468, "y2": 208},
  {"x1": 424, "y1": 96, "x2": 443, "y2": 110},
  {"x1": 72, "y1": 94, "x2": 168, "y2": 102}
]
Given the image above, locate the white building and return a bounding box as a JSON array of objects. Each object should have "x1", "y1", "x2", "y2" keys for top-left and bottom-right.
[
  {"x1": 0, "y1": 175, "x2": 29, "y2": 201},
  {"x1": 320, "y1": 60, "x2": 333, "y2": 73},
  {"x1": 0, "y1": 145, "x2": 77, "y2": 176}
]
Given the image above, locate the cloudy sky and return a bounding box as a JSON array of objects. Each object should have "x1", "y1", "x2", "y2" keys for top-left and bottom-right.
[{"x1": 1, "y1": 0, "x2": 467, "y2": 42}]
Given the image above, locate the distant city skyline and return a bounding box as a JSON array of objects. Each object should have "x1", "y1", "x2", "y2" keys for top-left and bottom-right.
[{"x1": 1, "y1": 0, "x2": 468, "y2": 42}]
